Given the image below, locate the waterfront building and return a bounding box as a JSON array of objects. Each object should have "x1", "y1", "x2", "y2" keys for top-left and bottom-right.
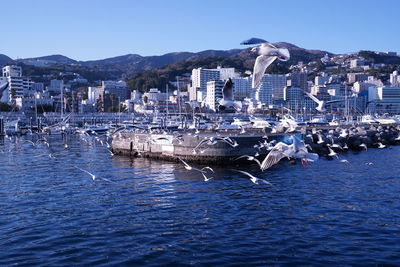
[
  {"x1": 390, "y1": 71, "x2": 400, "y2": 86},
  {"x1": 256, "y1": 74, "x2": 287, "y2": 101},
  {"x1": 287, "y1": 71, "x2": 308, "y2": 91},
  {"x1": 231, "y1": 76, "x2": 252, "y2": 100},
  {"x1": 190, "y1": 68, "x2": 220, "y2": 102},
  {"x1": 1, "y1": 65, "x2": 33, "y2": 103},
  {"x1": 206, "y1": 80, "x2": 224, "y2": 112},
  {"x1": 368, "y1": 86, "x2": 400, "y2": 114}
]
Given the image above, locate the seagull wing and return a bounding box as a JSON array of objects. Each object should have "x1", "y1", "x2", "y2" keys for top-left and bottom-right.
[
  {"x1": 326, "y1": 99, "x2": 345, "y2": 104},
  {"x1": 222, "y1": 78, "x2": 234, "y2": 100},
  {"x1": 260, "y1": 142, "x2": 289, "y2": 171},
  {"x1": 252, "y1": 55, "x2": 277, "y2": 88},
  {"x1": 305, "y1": 92, "x2": 322, "y2": 105}
]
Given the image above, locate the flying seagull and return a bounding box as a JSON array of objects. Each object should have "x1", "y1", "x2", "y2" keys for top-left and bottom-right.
[
  {"x1": 74, "y1": 166, "x2": 96, "y2": 180},
  {"x1": 304, "y1": 92, "x2": 344, "y2": 112},
  {"x1": 242, "y1": 39, "x2": 290, "y2": 89},
  {"x1": 260, "y1": 135, "x2": 318, "y2": 171},
  {"x1": 231, "y1": 169, "x2": 272, "y2": 185},
  {"x1": 218, "y1": 78, "x2": 242, "y2": 112}
]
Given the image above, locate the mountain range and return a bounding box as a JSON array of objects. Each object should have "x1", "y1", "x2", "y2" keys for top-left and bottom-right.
[{"x1": 0, "y1": 42, "x2": 332, "y2": 76}]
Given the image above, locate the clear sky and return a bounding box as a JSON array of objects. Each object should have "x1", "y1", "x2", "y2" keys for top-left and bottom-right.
[{"x1": 2, "y1": 0, "x2": 399, "y2": 61}]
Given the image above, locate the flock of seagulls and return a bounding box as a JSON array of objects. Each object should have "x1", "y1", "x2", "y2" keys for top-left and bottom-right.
[{"x1": 1, "y1": 131, "x2": 113, "y2": 182}]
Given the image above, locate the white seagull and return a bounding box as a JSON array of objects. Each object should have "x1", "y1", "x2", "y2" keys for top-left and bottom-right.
[
  {"x1": 231, "y1": 169, "x2": 272, "y2": 185},
  {"x1": 260, "y1": 135, "x2": 319, "y2": 171},
  {"x1": 74, "y1": 166, "x2": 96, "y2": 180},
  {"x1": 241, "y1": 38, "x2": 290, "y2": 89},
  {"x1": 305, "y1": 92, "x2": 344, "y2": 113},
  {"x1": 234, "y1": 155, "x2": 262, "y2": 169},
  {"x1": 218, "y1": 78, "x2": 242, "y2": 112},
  {"x1": 252, "y1": 43, "x2": 290, "y2": 89}
]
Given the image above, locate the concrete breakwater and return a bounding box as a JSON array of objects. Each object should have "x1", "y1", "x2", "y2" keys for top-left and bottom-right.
[
  {"x1": 112, "y1": 130, "x2": 296, "y2": 164},
  {"x1": 112, "y1": 124, "x2": 400, "y2": 165}
]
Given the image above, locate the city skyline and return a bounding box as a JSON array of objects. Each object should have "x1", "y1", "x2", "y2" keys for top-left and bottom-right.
[{"x1": 2, "y1": 0, "x2": 400, "y2": 61}]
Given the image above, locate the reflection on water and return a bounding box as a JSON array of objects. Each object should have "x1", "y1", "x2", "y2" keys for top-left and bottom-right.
[{"x1": 0, "y1": 135, "x2": 400, "y2": 265}]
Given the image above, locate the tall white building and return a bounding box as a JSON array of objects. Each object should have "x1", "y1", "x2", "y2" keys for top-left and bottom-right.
[
  {"x1": 190, "y1": 68, "x2": 220, "y2": 102},
  {"x1": 208, "y1": 66, "x2": 239, "y2": 80},
  {"x1": 390, "y1": 71, "x2": 400, "y2": 86},
  {"x1": 206, "y1": 80, "x2": 224, "y2": 111},
  {"x1": 1, "y1": 65, "x2": 33, "y2": 103},
  {"x1": 2, "y1": 65, "x2": 22, "y2": 78},
  {"x1": 368, "y1": 86, "x2": 400, "y2": 113}
]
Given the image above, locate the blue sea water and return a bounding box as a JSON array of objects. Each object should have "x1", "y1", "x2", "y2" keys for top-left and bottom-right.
[{"x1": 0, "y1": 135, "x2": 400, "y2": 266}]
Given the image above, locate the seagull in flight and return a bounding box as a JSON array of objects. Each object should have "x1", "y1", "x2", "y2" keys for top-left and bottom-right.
[
  {"x1": 260, "y1": 135, "x2": 319, "y2": 171},
  {"x1": 234, "y1": 155, "x2": 262, "y2": 169},
  {"x1": 178, "y1": 158, "x2": 212, "y2": 174},
  {"x1": 242, "y1": 40, "x2": 290, "y2": 89},
  {"x1": 231, "y1": 169, "x2": 272, "y2": 185},
  {"x1": 304, "y1": 92, "x2": 344, "y2": 112},
  {"x1": 74, "y1": 166, "x2": 96, "y2": 180},
  {"x1": 218, "y1": 78, "x2": 242, "y2": 112}
]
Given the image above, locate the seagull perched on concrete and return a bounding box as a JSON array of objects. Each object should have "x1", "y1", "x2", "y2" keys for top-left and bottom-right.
[
  {"x1": 231, "y1": 169, "x2": 272, "y2": 185},
  {"x1": 218, "y1": 78, "x2": 242, "y2": 112}
]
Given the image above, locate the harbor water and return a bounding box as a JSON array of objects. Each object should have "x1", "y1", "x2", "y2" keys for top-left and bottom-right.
[{"x1": 1, "y1": 135, "x2": 400, "y2": 265}]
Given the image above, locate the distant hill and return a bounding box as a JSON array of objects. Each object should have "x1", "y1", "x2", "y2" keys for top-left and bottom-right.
[
  {"x1": 22, "y1": 54, "x2": 78, "y2": 65},
  {"x1": 2, "y1": 42, "x2": 335, "y2": 88},
  {"x1": 79, "y1": 49, "x2": 243, "y2": 74},
  {"x1": 12, "y1": 42, "x2": 332, "y2": 76},
  {"x1": 126, "y1": 42, "x2": 333, "y2": 92},
  {"x1": 0, "y1": 54, "x2": 13, "y2": 65}
]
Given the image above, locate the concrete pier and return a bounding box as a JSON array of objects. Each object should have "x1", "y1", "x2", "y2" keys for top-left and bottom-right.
[{"x1": 112, "y1": 130, "x2": 297, "y2": 164}]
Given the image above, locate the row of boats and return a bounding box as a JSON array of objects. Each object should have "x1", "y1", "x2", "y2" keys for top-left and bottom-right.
[{"x1": 1, "y1": 114, "x2": 399, "y2": 136}]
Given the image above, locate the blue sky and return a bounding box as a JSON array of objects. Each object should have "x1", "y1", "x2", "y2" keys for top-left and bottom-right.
[{"x1": 3, "y1": 0, "x2": 399, "y2": 60}]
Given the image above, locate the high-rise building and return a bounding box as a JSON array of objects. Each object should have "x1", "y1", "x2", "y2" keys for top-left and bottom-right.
[
  {"x1": 206, "y1": 80, "x2": 224, "y2": 111},
  {"x1": 191, "y1": 68, "x2": 220, "y2": 102},
  {"x1": 231, "y1": 77, "x2": 252, "y2": 100},
  {"x1": 390, "y1": 71, "x2": 400, "y2": 86},
  {"x1": 1, "y1": 65, "x2": 33, "y2": 103},
  {"x1": 255, "y1": 79, "x2": 273, "y2": 105},
  {"x1": 258, "y1": 74, "x2": 287, "y2": 101},
  {"x1": 2, "y1": 65, "x2": 22, "y2": 78},
  {"x1": 208, "y1": 66, "x2": 239, "y2": 80},
  {"x1": 283, "y1": 86, "x2": 304, "y2": 112},
  {"x1": 287, "y1": 71, "x2": 307, "y2": 91}
]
